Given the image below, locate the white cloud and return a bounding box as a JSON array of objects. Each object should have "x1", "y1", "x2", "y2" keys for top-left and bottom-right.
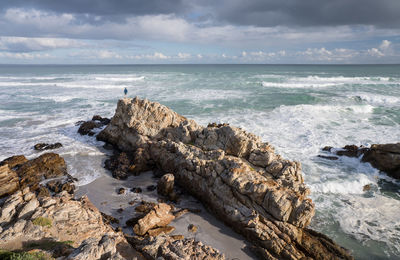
[
  {"x1": 367, "y1": 48, "x2": 384, "y2": 57},
  {"x1": 379, "y1": 40, "x2": 391, "y2": 51},
  {"x1": 0, "y1": 36, "x2": 84, "y2": 52},
  {"x1": 177, "y1": 53, "x2": 191, "y2": 59},
  {"x1": 0, "y1": 52, "x2": 52, "y2": 59}
]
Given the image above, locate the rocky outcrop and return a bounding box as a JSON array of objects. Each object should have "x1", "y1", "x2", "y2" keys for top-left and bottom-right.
[
  {"x1": 34, "y1": 142, "x2": 63, "y2": 151},
  {"x1": 78, "y1": 115, "x2": 110, "y2": 136},
  {"x1": 321, "y1": 143, "x2": 400, "y2": 179},
  {"x1": 126, "y1": 235, "x2": 225, "y2": 260},
  {"x1": 98, "y1": 97, "x2": 353, "y2": 259},
  {"x1": 0, "y1": 153, "x2": 75, "y2": 196},
  {"x1": 0, "y1": 188, "x2": 138, "y2": 259},
  {"x1": 157, "y1": 173, "x2": 175, "y2": 199}
]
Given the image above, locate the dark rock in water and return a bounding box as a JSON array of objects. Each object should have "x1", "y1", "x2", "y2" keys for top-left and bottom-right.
[
  {"x1": 362, "y1": 143, "x2": 400, "y2": 179},
  {"x1": 101, "y1": 212, "x2": 120, "y2": 224},
  {"x1": 146, "y1": 185, "x2": 156, "y2": 191},
  {"x1": 323, "y1": 143, "x2": 400, "y2": 180},
  {"x1": 118, "y1": 187, "x2": 126, "y2": 194},
  {"x1": 322, "y1": 146, "x2": 333, "y2": 152},
  {"x1": 102, "y1": 143, "x2": 114, "y2": 150},
  {"x1": 75, "y1": 120, "x2": 85, "y2": 126},
  {"x1": 92, "y1": 115, "x2": 111, "y2": 125},
  {"x1": 117, "y1": 208, "x2": 124, "y2": 213},
  {"x1": 78, "y1": 121, "x2": 101, "y2": 136},
  {"x1": 318, "y1": 155, "x2": 339, "y2": 160},
  {"x1": 34, "y1": 142, "x2": 63, "y2": 151},
  {"x1": 126, "y1": 216, "x2": 142, "y2": 227},
  {"x1": 135, "y1": 201, "x2": 156, "y2": 214},
  {"x1": 131, "y1": 187, "x2": 142, "y2": 193},
  {"x1": 336, "y1": 145, "x2": 360, "y2": 157},
  {"x1": 363, "y1": 184, "x2": 371, "y2": 191}
]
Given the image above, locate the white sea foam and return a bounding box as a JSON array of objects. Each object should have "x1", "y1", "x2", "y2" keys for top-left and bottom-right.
[
  {"x1": 351, "y1": 92, "x2": 400, "y2": 106},
  {"x1": 261, "y1": 75, "x2": 400, "y2": 89}
]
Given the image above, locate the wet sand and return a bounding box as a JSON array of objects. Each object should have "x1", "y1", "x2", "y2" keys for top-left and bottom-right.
[{"x1": 75, "y1": 171, "x2": 257, "y2": 260}]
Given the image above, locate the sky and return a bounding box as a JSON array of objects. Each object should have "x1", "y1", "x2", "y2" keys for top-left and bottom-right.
[{"x1": 0, "y1": 0, "x2": 399, "y2": 64}]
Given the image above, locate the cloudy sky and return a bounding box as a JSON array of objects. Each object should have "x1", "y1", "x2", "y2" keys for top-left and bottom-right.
[{"x1": 0, "y1": 0, "x2": 399, "y2": 64}]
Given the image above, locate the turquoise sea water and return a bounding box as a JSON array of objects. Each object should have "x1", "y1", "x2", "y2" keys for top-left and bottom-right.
[{"x1": 0, "y1": 64, "x2": 399, "y2": 259}]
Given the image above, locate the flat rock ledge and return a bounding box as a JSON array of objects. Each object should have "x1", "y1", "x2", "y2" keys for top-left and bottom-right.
[{"x1": 97, "y1": 97, "x2": 353, "y2": 260}]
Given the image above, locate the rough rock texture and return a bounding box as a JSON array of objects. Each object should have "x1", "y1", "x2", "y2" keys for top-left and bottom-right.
[
  {"x1": 362, "y1": 143, "x2": 400, "y2": 179},
  {"x1": 0, "y1": 153, "x2": 75, "y2": 196},
  {"x1": 0, "y1": 188, "x2": 138, "y2": 259},
  {"x1": 126, "y1": 234, "x2": 225, "y2": 260},
  {"x1": 133, "y1": 203, "x2": 175, "y2": 236},
  {"x1": 99, "y1": 97, "x2": 353, "y2": 259},
  {"x1": 157, "y1": 173, "x2": 175, "y2": 197},
  {"x1": 77, "y1": 115, "x2": 111, "y2": 136},
  {"x1": 322, "y1": 143, "x2": 400, "y2": 179},
  {"x1": 34, "y1": 142, "x2": 63, "y2": 151},
  {"x1": 0, "y1": 164, "x2": 19, "y2": 197}
]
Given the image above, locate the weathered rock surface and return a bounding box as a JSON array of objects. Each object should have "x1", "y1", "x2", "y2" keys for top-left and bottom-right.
[
  {"x1": 98, "y1": 97, "x2": 353, "y2": 259},
  {"x1": 0, "y1": 188, "x2": 139, "y2": 259},
  {"x1": 157, "y1": 173, "x2": 175, "y2": 198},
  {"x1": 0, "y1": 164, "x2": 19, "y2": 197},
  {"x1": 322, "y1": 143, "x2": 400, "y2": 179},
  {"x1": 0, "y1": 153, "x2": 75, "y2": 196},
  {"x1": 126, "y1": 234, "x2": 225, "y2": 260},
  {"x1": 34, "y1": 142, "x2": 63, "y2": 151},
  {"x1": 133, "y1": 203, "x2": 175, "y2": 236}
]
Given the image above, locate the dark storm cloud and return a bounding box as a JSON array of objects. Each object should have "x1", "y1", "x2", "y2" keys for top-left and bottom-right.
[
  {"x1": 204, "y1": 0, "x2": 400, "y2": 28},
  {"x1": 0, "y1": 0, "x2": 189, "y2": 16},
  {"x1": 1, "y1": 0, "x2": 399, "y2": 28}
]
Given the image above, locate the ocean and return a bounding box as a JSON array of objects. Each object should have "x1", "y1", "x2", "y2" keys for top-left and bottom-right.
[{"x1": 0, "y1": 64, "x2": 399, "y2": 259}]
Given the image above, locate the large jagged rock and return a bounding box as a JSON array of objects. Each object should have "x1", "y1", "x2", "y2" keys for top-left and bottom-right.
[
  {"x1": 362, "y1": 143, "x2": 400, "y2": 179},
  {"x1": 126, "y1": 234, "x2": 225, "y2": 260},
  {"x1": 321, "y1": 143, "x2": 400, "y2": 179},
  {"x1": 99, "y1": 97, "x2": 353, "y2": 259},
  {"x1": 0, "y1": 153, "x2": 75, "y2": 196},
  {"x1": 0, "y1": 188, "x2": 139, "y2": 259}
]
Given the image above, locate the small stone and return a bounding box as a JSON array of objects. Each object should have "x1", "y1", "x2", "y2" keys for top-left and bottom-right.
[
  {"x1": 147, "y1": 226, "x2": 175, "y2": 237},
  {"x1": 171, "y1": 235, "x2": 184, "y2": 240},
  {"x1": 117, "y1": 208, "x2": 124, "y2": 213},
  {"x1": 363, "y1": 184, "x2": 371, "y2": 191},
  {"x1": 129, "y1": 200, "x2": 136, "y2": 205},
  {"x1": 157, "y1": 173, "x2": 174, "y2": 197},
  {"x1": 147, "y1": 185, "x2": 157, "y2": 191},
  {"x1": 118, "y1": 188, "x2": 126, "y2": 194},
  {"x1": 131, "y1": 187, "x2": 142, "y2": 193},
  {"x1": 322, "y1": 146, "x2": 333, "y2": 152},
  {"x1": 188, "y1": 224, "x2": 198, "y2": 233}
]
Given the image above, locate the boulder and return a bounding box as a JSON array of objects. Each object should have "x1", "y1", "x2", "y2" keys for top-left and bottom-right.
[
  {"x1": 133, "y1": 203, "x2": 175, "y2": 236},
  {"x1": 157, "y1": 173, "x2": 175, "y2": 197},
  {"x1": 78, "y1": 121, "x2": 101, "y2": 136},
  {"x1": 34, "y1": 143, "x2": 63, "y2": 151},
  {"x1": 0, "y1": 155, "x2": 28, "y2": 169},
  {"x1": 99, "y1": 97, "x2": 353, "y2": 259},
  {"x1": 362, "y1": 143, "x2": 400, "y2": 179}
]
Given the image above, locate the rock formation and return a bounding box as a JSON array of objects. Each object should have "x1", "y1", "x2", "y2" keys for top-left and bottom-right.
[
  {"x1": 98, "y1": 97, "x2": 353, "y2": 259},
  {"x1": 78, "y1": 115, "x2": 110, "y2": 136},
  {"x1": 34, "y1": 142, "x2": 63, "y2": 151},
  {"x1": 126, "y1": 235, "x2": 225, "y2": 260},
  {"x1": 321, "y1": 143, "x2": 400, "y2": 179},
  {"x1": 0, "y1": 153, "x2": 75, "y2": 197}
]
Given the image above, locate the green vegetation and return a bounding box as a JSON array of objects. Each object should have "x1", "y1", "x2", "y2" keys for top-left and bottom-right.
[
  {"x1": 25, "y1": 240, "x2": 74, "y2": 251},
  {"x1": 0, "y1": 249, "x2": 52, "y2": 260},
  {"x1": 32, "y1": 217, "x2": 52, "y2": 228}
]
